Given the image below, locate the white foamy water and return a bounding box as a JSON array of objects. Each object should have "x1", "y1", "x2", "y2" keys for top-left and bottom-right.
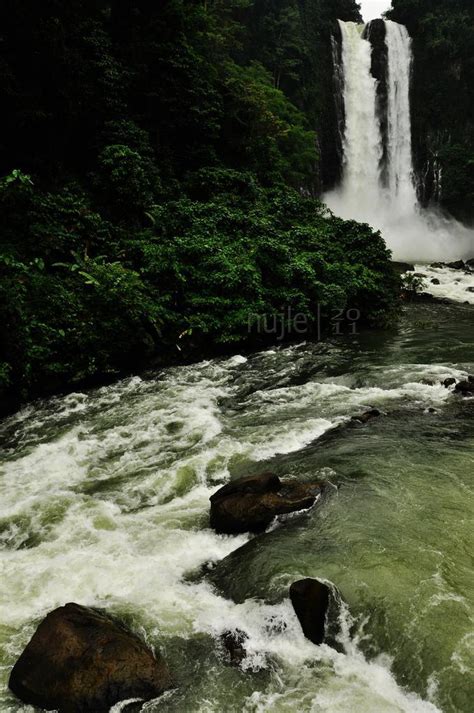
[
  {"x1": 410, "y1": 265, "x2": 474, "y2": 305},
  {"x1": 325, "y1": 20, "x2": 474, "y2": 262},
  {"x1": 2, "y1": 341, "x2": 471, "y2": 712},
  {"x1": 334, "y1": 21, "x2": 383, "y2": 213}
]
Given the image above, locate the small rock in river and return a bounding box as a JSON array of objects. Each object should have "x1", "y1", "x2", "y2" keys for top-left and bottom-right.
[
  {"x1": 454, "y1": 380, "x2": 474, "y2": 397},
  {"x1": 290, "y1": 578, "x2": 331, "y2": 645},
  {"x1": 351, "y1": 408, "x2": 381, "y2": 424},
  {"x1": 221, "y1": 630, "x2": 248, "y2": 665}
]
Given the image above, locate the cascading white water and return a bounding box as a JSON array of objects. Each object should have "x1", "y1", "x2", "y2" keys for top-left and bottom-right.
[
  {"x1": 337, "y1": 21, "x2": 383, "y2": 214},
  {"x1": 325, "y1": 20, "x2": 474, "y2": 262},
  {"x1": 385, "y1": 20, "x2": 417, "y2": 213}
]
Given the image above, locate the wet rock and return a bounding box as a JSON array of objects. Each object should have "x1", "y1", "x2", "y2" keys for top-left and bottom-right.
[
  {"x1": 454, "y1": 380, "x2": 474, "y2": 397},
  {"x1": 221, "y1": 630, "x2": 248, "y2": 665},
  {"x1": 351, "y1": 408, "x2": 381, "y2": 424},
  {"x1": 443, "y1": 377, "x2": 456, "y2": 388},
  {"x1": 430, "y1": 262, "x2": 445, "y2": 269},
  {"x1": 210, "y1": 473, "x2": 324, "y2": 535},
  {"x1": 447, "y1": 260, "x2": 465, "y2": 270},
  {"x1": 466, "y1": 258, "x2": 474, "y2": 268},
  {"x1": 210, "y1": 472, "x2": 280, "y2": 501},
  {"x1": 290, "y1": 579, "x2": 330, "y2": 645},
  {"x1": 8, "y1": 603, "x2": 172, "y2": 713},
  {"x1": 430, "y1": 278, "x2": 440, "y2": 285},
  {"x1": 465, "y1": 287, "x2": 474, "y2": 293}
]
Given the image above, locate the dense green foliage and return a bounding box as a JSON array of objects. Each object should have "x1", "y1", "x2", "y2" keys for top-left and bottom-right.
[
  {"x1": 0, "y1": 0, "x2": 400, "y2": 411},
  {"x1": 388, "y1": 0, "x2": 474, "y2": 222}
]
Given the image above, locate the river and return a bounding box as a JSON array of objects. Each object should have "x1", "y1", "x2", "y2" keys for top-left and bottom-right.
[{"x1": 1, "y1": 292, "x2": 473, "y2": 713}]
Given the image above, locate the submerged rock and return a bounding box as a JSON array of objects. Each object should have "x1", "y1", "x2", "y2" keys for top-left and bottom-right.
[
  {"x1": 443, "y1": 377, "x2": 457, "y2": 388},
  {"x1": 290, "y1": 579, "x2": 330, "y2": 645},
  {"x1": 210, "y1": 473, "x2": 324, "y2": 534},
  {"x1": 8, "y1": 603, "x2": 172, "y2": 713},
  {"x1": 351, "y1": 408, "x2": 381, "y2": 424},
  {"x1": 430, "y1": 278, "x2": 440, "y2": 285}
]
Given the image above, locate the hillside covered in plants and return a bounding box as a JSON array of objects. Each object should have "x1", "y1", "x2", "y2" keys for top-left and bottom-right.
[{"x1": 0, "y1": 0, "x2": 403, "y2": 412}]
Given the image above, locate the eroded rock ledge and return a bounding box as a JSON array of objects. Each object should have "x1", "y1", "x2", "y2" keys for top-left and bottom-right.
[{"x1": 210, "y1": 472, "x2": 325, "y2": 535}]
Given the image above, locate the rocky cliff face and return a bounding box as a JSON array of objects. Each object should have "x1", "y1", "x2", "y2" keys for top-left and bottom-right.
[
  {"x1": 297, "y1": 0, "x2": 363, "y2": 193},
  {"x1": 387, "y1": 1, "x2": 474, "y2": 224},
  {"x1": 329, "y1": 20, "x2": 346, "y2": 189}
]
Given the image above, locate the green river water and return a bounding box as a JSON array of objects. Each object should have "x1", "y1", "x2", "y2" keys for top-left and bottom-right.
[{"x1": 0, "y1": 300, "x2": 473, "y2": 713}]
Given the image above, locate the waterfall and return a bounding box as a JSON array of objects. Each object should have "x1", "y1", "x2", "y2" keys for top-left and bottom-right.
[
  {"x1": 325, "y1": 19, "x2": 474, "y2": 262},
  {"x1": 385, "y1": 21, "x2": 417, "y2": 213},
  {"x1": 336, "y1": 21, "x2": 383, "y2": 215}
]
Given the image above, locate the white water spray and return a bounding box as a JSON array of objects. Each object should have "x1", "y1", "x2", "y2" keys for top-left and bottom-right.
[{"x1": 326, "y1": 20, "x2": 474, "y2": 262}]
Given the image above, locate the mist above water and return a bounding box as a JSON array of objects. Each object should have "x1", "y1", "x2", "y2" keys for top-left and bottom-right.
[{"x1": 325, "y1": 20, "x2": 474, "y2": 262}]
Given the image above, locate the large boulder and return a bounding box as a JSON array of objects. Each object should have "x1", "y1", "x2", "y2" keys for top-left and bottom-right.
[
  {"x1": 210, "y1": 473, "x2": 324, "y2": 535},
  {"x1": 289, "y1": 579, "x2": 330, "y2": 645},
  {"x1": 8, "y1": 603, "x2": 172, "y2": 713}
]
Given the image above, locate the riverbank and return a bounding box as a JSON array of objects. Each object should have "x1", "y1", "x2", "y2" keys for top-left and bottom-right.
[
  {"x1": 0, "y1": 240, "x2": 404, "y2": 422},
  {"x1": 4, "y1": 258, "x2": 473, "y2": 422}
]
